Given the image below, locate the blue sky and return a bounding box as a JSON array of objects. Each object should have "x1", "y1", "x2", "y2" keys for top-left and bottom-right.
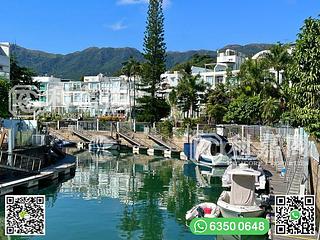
[{"x1": 1, "y1": 0, "x2": 319, "y2": 54}]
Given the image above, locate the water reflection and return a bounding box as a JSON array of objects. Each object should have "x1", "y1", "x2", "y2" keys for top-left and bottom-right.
[{"x1": 0, "y1": 151, "x2": 227, "y2": 240}]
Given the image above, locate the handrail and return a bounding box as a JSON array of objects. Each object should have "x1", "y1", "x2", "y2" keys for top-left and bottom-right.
[{"x1": 149, "y1": 128, "x2": 181, "y2": 150}]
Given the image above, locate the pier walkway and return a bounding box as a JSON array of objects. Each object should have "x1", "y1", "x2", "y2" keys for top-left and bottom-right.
[{"x1": 0, "y1": 154, "x2": 76, "y2": 196}]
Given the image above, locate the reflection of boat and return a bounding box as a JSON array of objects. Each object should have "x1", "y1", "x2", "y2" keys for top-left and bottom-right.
[
  {"x1": 186, "y1": 202, "x2": 220, "y2": 220},
  {"x1": 55, "y1": 139, "x2": 76, "y2": 148},
  {"x1": 191, "y1": 134, "x2": 233, "y2": 167},
  {"x1": 222, "y1": 158, "x2": 268, "y2": 191},
  {"x1": 217, "y1": 165, "x2": 266, "y2": 218},
  {"x1": 88, "y1": 136, "x2": 120, "y2": 151}
]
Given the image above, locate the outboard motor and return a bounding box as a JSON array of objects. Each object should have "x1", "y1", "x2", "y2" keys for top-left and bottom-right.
[{"x1": 196, "y1": 207, "x2": 205, "y2": 218}]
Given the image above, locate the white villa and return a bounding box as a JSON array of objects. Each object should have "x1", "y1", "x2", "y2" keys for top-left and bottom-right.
[
  {"x1": 0, "y1": 42, "x2": 10, "y2": 80},
  {"x1": 160, "y1": 49, "x2": 246, "y2": 91},
  {"x1": 33, "y1": 73, "x2": 143, "y2": 117}
]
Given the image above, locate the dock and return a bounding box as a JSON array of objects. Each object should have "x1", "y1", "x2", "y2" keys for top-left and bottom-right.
[{"x1": 0, "y1": 154, "x2": 76, "y2": 196}]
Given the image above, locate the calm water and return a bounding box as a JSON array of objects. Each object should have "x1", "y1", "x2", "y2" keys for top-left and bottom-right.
[{"x1": 0, "y1": 151, "x2": 264, "y2": 240}]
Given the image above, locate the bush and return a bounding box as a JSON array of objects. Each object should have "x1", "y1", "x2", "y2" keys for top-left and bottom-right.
[
  {"x1": 158, "y1": 120, "x2": 173, "y2": 138},
  {"x1": 98, "y1": 116, "x2": 120, "y2": 122}
]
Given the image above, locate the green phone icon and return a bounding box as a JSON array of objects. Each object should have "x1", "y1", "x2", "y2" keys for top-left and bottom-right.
[{"x1": 290, "y1": 209, "x2": 301, "y2": 221}]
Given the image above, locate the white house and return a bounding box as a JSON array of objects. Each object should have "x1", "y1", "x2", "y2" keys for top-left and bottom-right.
[
  {"x1": 33, "y1": 74, "x2": 144, "y2": 117},
  {"x1": 0, "y1": 42, "x2": 10, "y2": 80},
  {"x1": 192, "y1": 49, "x2": 246, "y2": 87}
]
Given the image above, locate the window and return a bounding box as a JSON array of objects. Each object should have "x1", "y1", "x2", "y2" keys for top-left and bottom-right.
[
  {"x1": 64, "y1": 83, "x2": 71, "y2": 91},
  {"x1": 216, "y1": 76, "x2": 224, "y2": 84},
  {"x1": 120, "y1": 93, "x2": 126, "y2": 102},
  {"x1": 73, "y1": 93, "x2": 81, "y2": 102},
  {"x1": 206, "y1": 76, "x2": 214, "y2": 85},
  {"x1": 90, "y1": 83, "x2": 99, "y2": 90},
  {"x1": 40, "y1": 96, "x2": 46, "y2": 102},
  {"x1": 64, "y1": 95, "x2": 72, "y2": 104},
  {"x1": 40, "y1": 84, "x2": 47, "y2": 91}
]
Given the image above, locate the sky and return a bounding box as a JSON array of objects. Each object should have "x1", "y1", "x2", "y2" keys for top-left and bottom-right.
[{"x1": 1, "y1": 0, "x2": 320, "y2": 54}]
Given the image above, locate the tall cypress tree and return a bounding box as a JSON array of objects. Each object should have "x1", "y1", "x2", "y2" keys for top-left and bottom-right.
[{"x1": 136, "y1": 0, "x2": 170, "y2": 123}]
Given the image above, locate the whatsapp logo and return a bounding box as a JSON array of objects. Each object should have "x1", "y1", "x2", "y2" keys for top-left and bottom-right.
[
  {"x1": 193, "y1": 219, "x2": 208, "y2": 233},
  {"x1": 290, "y1": 209, "x2": 301, "y2": 221}
]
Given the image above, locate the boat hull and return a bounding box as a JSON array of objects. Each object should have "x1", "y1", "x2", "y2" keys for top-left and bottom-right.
[
  {"x1": 218, "y1": 203, "x2": 265, "y2": 218},
  {"x1": 89, "y1": 143, "x2": 120, "y2": 151},
  {"x1": 217, "y1": 191, "x2": 265, "y2": 218},
  {"x1": 199, "y1": 154, "x2": 231, "y2": 167}
]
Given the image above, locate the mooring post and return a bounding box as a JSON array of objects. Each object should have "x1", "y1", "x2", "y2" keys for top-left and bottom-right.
[
  {"x1": 196, "y1": 124, "x2": 199, "y2": 136},
  {"x1": 76, "y1": 120, "x2": 79, "y2": 130},
  {"x1": 7, "y1": 128, "x2": 13, "y2": 166},
  {"x1": 116, "y1": 122, "x2": 120, "y2": 133},
  {"x1": 96, "y1": 118, "x2": 99, "y2": 131},
  {"x1": 57, "y1": 120, "x2": 60, "y2": 130},
  {"x1": 133, "y1": 119, "x2": 136, "y2": 133}
]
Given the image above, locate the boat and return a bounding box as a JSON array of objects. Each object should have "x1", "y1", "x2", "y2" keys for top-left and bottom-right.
[
  {"x1": 55, "y1": 139, "x2": 76, "y2": 148},
  {"x1": 191, "y1": 133, "x2": 233, "y2": 167},
  {"x1": 88, "y1": 136, "x2": 120, "y2": 151},
  {"x1": 185, "y1": 202, "x2": 220, "y2": 220},
  {"x1": 217, "y1": 164, "x2": 267, "y2": 218},
  {"x1": 222, "y1": 156, "x2": 268, "y2": 191}
]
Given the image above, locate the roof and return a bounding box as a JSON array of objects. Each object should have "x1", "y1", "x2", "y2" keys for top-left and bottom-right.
[{"x1": 0, "y1": 47, "x2": 6, "y2": 56}]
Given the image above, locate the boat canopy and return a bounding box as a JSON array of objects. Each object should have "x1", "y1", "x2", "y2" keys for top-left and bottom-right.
[
  {"x1": 230, "y1": 174, "x2": 256, "y2": 206},
  {"x1": 195, "y1": 138, "x2": 220, "y2": 160}
]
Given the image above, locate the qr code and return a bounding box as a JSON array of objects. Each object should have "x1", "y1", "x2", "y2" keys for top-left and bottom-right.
[
  {"x1": 5, "y1": 195, "x2": 45, "y2": 235},
  {"x1": 275, "y1": 195, "x2": 315, "y2": 235}
]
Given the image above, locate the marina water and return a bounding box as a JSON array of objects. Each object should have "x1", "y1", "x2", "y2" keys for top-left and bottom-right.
[{"x1": 0, "y1": 151, "x2": 266, "y2": 239}]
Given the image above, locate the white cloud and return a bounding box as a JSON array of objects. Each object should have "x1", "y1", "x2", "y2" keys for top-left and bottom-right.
[
  {"x1": 117, "y1": 0, "x2": 171, "y2": 8},
  {"x1": 109, "y1": 21, "x2": 128, "y2": 31}
]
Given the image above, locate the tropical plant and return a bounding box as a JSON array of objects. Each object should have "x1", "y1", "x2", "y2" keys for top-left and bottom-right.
[
  {"x1": 223, "y1": 95, "x2": 262, "y2": 125},
  {"x1": 286, "y1": 16, "x2": 320, "y2": 138},
  {"x1": 265, "y1": 42, "x2": 291, "y2": 84},
  {"x1": 206, "y1": 84, "x2": 230, "y2": 124},
  {"x1": 0, "y1": 77, "x2": 11, "y2": 118},
  {"x1": 175, "y1": 74, "x2": 207, "y2": 118},
  {"x1": 122, "y1": 57, "x2": 142, "y2": 119}
]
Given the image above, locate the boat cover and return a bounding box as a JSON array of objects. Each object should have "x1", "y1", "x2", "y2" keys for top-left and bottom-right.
[
  {"x1": 195, "y1": 138, "x2": 220, "y2": 160},
  {"x1": 230, "y1": 175, "x2": 256, "y2": 206}
]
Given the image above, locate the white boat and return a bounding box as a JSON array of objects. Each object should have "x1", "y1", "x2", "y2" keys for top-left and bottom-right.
[
  {"x1": 217, "y1": 165, "x2": 266, "y2": 218},
  {"x1": 222, "y1": 162, "x2": 267, "y2": 191},
  {"x1": 88, "y1": 136, "x2": 119, "y2": 151},
  {"x1": 185, "y1": 202, "x2": 220, "y2": 220},
  {"x1": 192, "y1": 134, "x2": 233, "y2": 167}
]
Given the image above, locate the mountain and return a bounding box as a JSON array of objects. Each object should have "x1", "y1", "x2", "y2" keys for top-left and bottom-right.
[{"x1": 10, "y1": 43, "x2": 273, "y2": 80}]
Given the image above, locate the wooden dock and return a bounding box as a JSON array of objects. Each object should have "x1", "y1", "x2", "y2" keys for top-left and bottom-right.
[{"x1": 0, "y1": 155, "x2": 76, "y2": 196}]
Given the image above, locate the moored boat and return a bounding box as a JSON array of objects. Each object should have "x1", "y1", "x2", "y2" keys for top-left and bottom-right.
[
  {"x1": 191, "y1": 133, "x2": 233, "y2": 167},
  {"x1": 217, "y1": 165, "x2": 267, "y2": 218},
  {"x1": 185, "y1": 202, "x2": 220, "y2": 220}
]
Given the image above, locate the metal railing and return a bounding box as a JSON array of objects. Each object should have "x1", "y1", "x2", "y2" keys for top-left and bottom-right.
[{"x1": 0, "y1": 151, "x2": 42, "y2": 172}]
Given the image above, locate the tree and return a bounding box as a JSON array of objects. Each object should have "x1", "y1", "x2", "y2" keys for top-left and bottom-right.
[
  {"x1": 223, "y1": 95, "x2": 262, "y2": 125},
  {"x1": 0, "y1": 77, "x2": 10, "y2": 118},
  {"x1": 265, "y1": 42, "x2": 291, "y2": 84},
  {"x1": 136, "y1": 0, "x2": 169, "y2": 123},
  {"x1": 261, "y1": 97, "x2": 281, "y2": 125},
  {"x1": 122, "y1": 57, "x2": 142, "y2": 119},
  {"x1": 175, "y1": 74, "x2": 207, "y2": 118},
  {"x1": 287, "y1": 16, "x2": 320, "y2": 138},
  {"x1": 206, "y1": 84, "x2": 230, "y2": 124},
  {"x1": 10, "y1": 56, "x2": 36, "y2": 86}
]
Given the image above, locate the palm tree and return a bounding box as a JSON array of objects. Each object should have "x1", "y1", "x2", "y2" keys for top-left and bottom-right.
[
  {"x1": 176, "y1": 73, "x2": 207, "y2": 118},
  {"x1": 265, "y1": 43, "x2": 291, "y2": 85},
  {"x1": 121, "y1": 58, "x2": 142, "y2": 120}
]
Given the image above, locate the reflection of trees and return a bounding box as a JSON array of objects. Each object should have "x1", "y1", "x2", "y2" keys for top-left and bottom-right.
[
  {"x1": 136, "y1": 173, "x2": 166, "y2": 240},
  {"x1": 166, "y1": 167, "x2": 197, "y2": 222},
  {"x1": 118, "y1": 160, "x2": 173, "y2": 240}
]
